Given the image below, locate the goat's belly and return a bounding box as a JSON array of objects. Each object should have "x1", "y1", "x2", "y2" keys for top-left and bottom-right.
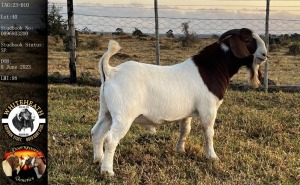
[
  {"x1": 134, "y1": 115, "x2": 157, "y2": 125},
  {"x1": 134, "y1": 108, "x2": 198, "y2": 126}
]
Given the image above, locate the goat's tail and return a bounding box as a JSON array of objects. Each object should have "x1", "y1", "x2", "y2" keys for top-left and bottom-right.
[{"x1": 99, "y1": 40, "x2": 121, "y2": 82}]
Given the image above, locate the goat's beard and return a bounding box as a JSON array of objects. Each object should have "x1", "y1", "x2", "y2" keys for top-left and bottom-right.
[{"x1": 248, "y1": 63, "x2": 261, "y2": 88}]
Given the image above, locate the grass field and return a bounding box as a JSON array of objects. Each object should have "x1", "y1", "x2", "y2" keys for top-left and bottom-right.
[{"x1": 48, "y1": 35, "x2": 300, "y2": 184}]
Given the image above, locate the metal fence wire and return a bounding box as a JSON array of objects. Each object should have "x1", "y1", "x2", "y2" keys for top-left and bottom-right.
[
  {"x1": 72, "y1": 14, "x2": 300, "y2": 36},
  {"x1": 53, "y1": 1, "x2": 300, "y2": 35},
  {"x1": 52, "y1": 2, "x2": 300, "y2": 87}
]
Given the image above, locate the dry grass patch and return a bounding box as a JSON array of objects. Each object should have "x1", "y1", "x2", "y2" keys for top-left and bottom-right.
[
  {"x1": 47, "y1": 34, "x2": 299, "y2": 184},
  {"x1": 49, "y1": 34, "x2": 300, "y2": 85}
]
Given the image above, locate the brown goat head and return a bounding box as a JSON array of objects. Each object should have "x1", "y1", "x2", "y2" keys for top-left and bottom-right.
[
  {"x1": 6, "y1": 155, "x2": 22, "y2": 172},
  {"x1": 219, "y1": 28, "x2": 257, "y2": 58}
]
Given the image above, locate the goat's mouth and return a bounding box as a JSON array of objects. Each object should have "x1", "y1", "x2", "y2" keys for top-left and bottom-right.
[{"x1": 255, "y1": 56, "x2": 267, "y2": 64}]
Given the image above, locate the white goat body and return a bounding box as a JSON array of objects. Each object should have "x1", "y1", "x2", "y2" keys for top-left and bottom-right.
[
  {"x1": 92, "y1": 28, "x2": 267, "y2": 176},
  {"x1": 104, "y1": 59, "x2": 220, "y2": 125}
]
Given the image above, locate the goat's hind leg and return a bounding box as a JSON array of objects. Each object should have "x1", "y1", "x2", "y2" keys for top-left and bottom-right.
[
  {"x1": 91, "y1": 112, "x2": 112, "y2": 164},
  {"x1": 101, "y1": 117, "x2": 133, "y2": 176},
  {"x1": 177, "y1": 117, "x2": 192, "y2": 153}
]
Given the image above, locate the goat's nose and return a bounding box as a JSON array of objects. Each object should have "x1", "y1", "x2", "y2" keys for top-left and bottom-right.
[{"x1": 261, "y1": 53, "x2": 269, "y2": 58}]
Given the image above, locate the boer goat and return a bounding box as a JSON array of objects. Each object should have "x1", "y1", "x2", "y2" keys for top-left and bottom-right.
[
  {"x1": 25, "y1": 157, "x2": 46, "y2": 178},
  {"x1": 2, "y1": 155, "x2": 22, "y2": 177},
  {"x1": 12, "y1": 109, "x2": 34, "y2": 132},
  {"x1": 91, "y1": 28, "x2": 268, "y2": 176}
]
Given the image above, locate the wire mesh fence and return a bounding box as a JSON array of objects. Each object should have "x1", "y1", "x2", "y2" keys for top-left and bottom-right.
[
  {"x1": 50, "y1": 2, "x2": 300, "y2": 87},
  {"x1": 70, "y1": 14, "x2": 300, "y2": 36}
]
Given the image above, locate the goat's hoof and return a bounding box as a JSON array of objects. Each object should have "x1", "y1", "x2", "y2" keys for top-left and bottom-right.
[
  {"x1": 206, "y1": 156, "x2": 219, "y2": 161},
  {"x1": 93, "y1": 155, "x2": 104, "y2": 164},
  {"x1": 177, "y1": 147, "x2": 186, "y2": 154},
  {"x1": 147, "y1": 127, "x2": 157, "y2": 135},
  {"x1": 93, "y1": 161, "x2": 100, "y2": 165},
  {"x1": 176, "y1": 143, "x2": 186, "y2": 153},
  {"x1": 93, "y1": 158, "x2": 101, "y2": 164},
  {"x1": 101, "y1": 170, "x2": 115, "y2": 177}
]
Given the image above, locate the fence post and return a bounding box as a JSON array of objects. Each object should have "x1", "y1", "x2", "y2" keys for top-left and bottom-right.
[
  {"x1": 154, "y1": 0, "x2": 160, "y2": 65},
  {"x1": 67, "y1": 0, "x2": 77, "y2": 83},
  {"x1": 264, "y1": 0, "x2": 270, "y2": 92}
]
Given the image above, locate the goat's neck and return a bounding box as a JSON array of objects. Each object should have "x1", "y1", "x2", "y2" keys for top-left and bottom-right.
[
  {"x1": 192, "y1": 43, "x2": 254, "y2": 100},
  {"x1": 37, "y1": 162, "x2": 45, "y2": 175},
  {"x1": 228, "y1": 54, "x2": 254, "y2": 78}
]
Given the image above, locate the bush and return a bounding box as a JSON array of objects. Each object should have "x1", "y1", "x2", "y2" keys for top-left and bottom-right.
[
  {"x1": 288, "y1": 44, "x2": 300, "y2": 55},
  {"x1": 166, "y1": 30, "x2": 174, "y2": 38},
  {"x1": 179, "y1": 22, "x2": 197, "y2": 47},
  {"x1": 269, "y1": 44, "x2": 280, "y2": 52},
  {"x1": 132, "y1": 28, "x2": 144, "y2": 37},
  {"x1": 86, "y1": 39, "x2": 102, "y2": 50},
  {"x1": 280, "y1": 39, "x2": 291, "y2": 47},
  {"x1": 112, "y1": 28, "x2": 126, "y2": 35}
]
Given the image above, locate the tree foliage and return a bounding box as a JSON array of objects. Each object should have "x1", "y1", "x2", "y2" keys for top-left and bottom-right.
[
  {"x1": 166, "y1": 30, "x2": 174, "y2": 38},
  {"x1": 48, "y1": 3, "x2": 67, "y2": 37},
  {"x1": 288, "y1": 44, "x2": 300, "y2": 55},
  {"x1": 179, "y1": 22, "x2": 197, "y2": 47},
  {"x1": 112, "y1": 28, "x2": 126, "y2": 35},
  {"x1": 132, "y1": 28, "x2": 144, "y2": 37}
]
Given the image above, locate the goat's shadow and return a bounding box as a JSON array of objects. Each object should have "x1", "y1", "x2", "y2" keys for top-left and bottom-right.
[
  {"x1": 135, "y1": 134, "x2": 171, "y2": 145},
  {"x1": 89, "y1": 132, "x2": 229, "y2": 182}
]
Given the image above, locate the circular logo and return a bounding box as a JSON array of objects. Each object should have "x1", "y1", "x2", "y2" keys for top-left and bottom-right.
[
  {"x1": 2, "y1": 100, "x2": 46, "y2": 142},
  {"x1": 2, "y1": 145, "x2": 47, "y2": 183}
]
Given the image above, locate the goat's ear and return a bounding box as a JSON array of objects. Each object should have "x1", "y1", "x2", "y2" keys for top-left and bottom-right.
[
  {"x1": 228, "y1": 36, "x2": 251, "y2": 58},
  {"x1": 6, "y1": 157, "x2": 14, "y2": 167}
]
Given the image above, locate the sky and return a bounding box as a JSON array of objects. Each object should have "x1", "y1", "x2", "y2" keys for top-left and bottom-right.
[
  {"x1": 49, "y1": 0, "x2": 300, "y2": 18},
  {"x1": 48, "y1": 0, "x2": 300, "y2": 34}
]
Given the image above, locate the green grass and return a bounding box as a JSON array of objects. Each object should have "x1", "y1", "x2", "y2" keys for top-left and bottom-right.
[{"x1": 48, "y1": 84, "x2": 300, "y2": 184}]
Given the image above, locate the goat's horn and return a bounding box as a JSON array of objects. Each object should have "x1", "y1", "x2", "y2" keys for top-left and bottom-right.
[{"x1": 218, "y1": 29, "x2": 241, "y2": 42}]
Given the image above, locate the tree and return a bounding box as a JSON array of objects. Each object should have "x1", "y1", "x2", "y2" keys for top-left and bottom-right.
[
  {"x1": 48, "y1": 3, "x2": 67, "y2": 37},
  {"x1": 82, "y1": 27, "x2": 92, "y2": 34},
  {"x1": 166, "y1": 30, "x2": 174, "y2": 38},
  {"x1": 181, "y1": 22, "x2": 190, "y2": 36},
  {"x1": 116, "y1": 28, "x2": 125, "y2": 35},
  {"x1": 179, "y1": 22, "x2": 197, "y2": 47},
  {"x1": 112, "y1": 28, "x2": 126, "y2": 35}
]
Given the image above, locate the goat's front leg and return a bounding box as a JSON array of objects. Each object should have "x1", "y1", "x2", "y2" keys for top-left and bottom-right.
[
  {"x1": 202, "y1": 121, "x2": 219, "y2": 160},
  {"x1": 177, "y1": 117, "x2": 192, "y2": 153},
  {"x1": 199, "y1": 106, "x2": 219, "y2": 161}
]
